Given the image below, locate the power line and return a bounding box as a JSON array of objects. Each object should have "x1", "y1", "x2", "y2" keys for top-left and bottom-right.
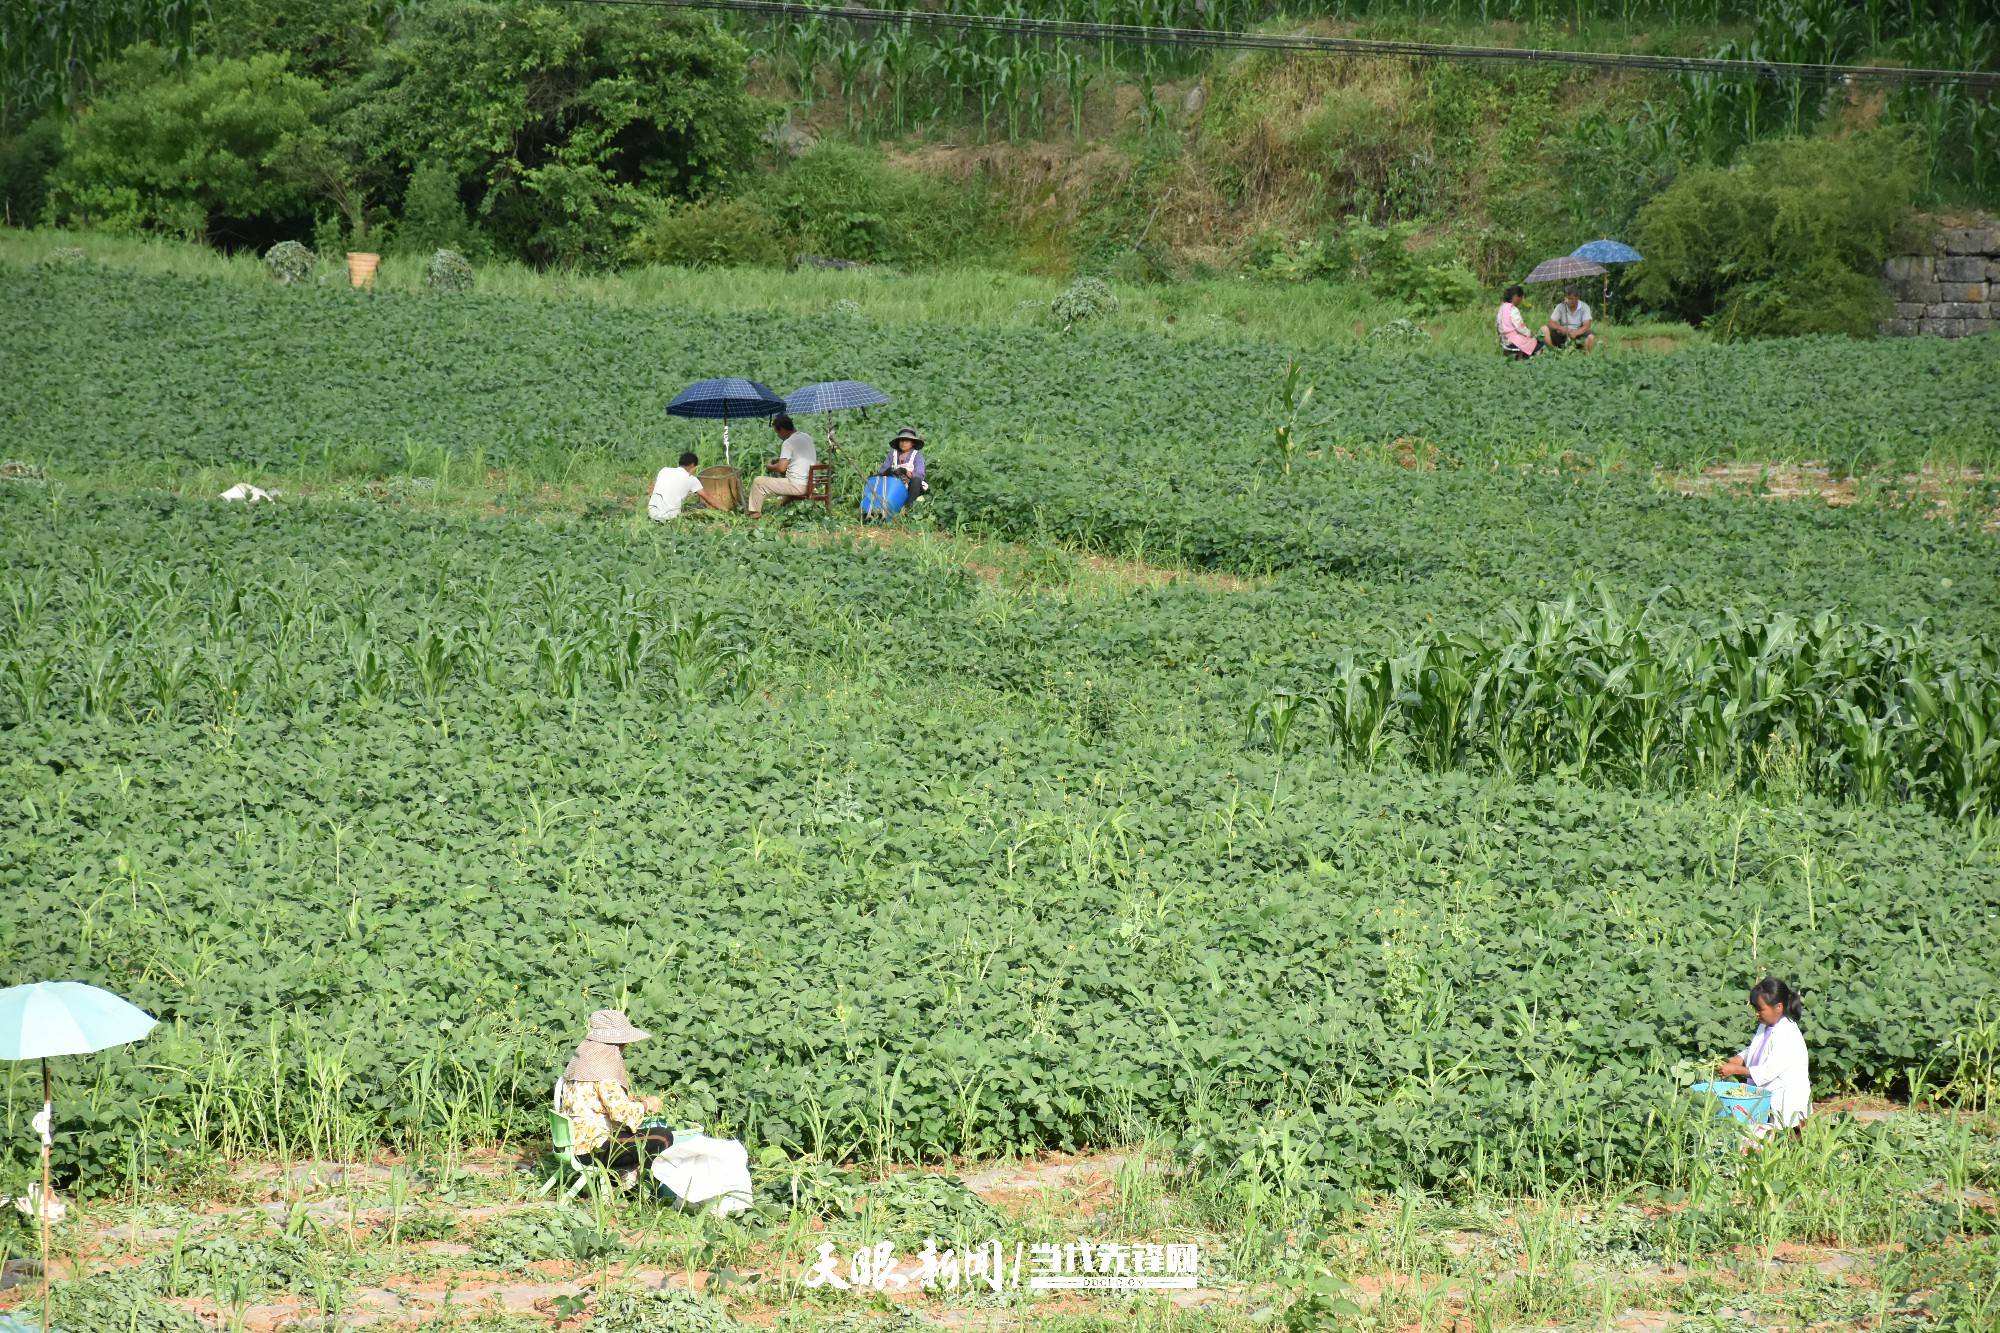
[{"x1": 562, "y1": 0, "x2": 2000, "y2": 90}]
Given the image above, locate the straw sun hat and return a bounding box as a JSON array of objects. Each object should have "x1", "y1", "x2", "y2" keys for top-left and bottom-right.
[
  {"x1": 563, "y1": 1009, "x2": 650, "y2": 1083},
  {"x1": 890, "y1": 426, "x2": 925, "y2": 448},
  {"x1": 586, "y1": 1010, "x2": 650, "y2": 1044}
]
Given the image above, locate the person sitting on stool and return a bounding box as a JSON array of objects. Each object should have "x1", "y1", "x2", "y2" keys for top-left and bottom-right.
[
  {"x1": 558, "y1": 1009, "x2": 671, "y2": 1189},
  {"x1": 1498, "y1": 285, "x2": 1542, "y2": 359},
  {"x1": 747, "y1": 414, "x2": 817, "y2": 518}
]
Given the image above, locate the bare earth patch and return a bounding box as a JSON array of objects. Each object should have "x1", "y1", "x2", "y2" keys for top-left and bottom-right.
[{"x1": 1669, "y1": 459, "x2": 2000, "y2": 528}]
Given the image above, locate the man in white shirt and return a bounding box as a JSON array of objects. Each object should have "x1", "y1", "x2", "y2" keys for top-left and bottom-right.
[
  {"x1": 647, "y1": 451, "x2": 707, "y2": 521},
  {"x1": 1540, "y1": 287, "x2": 1595, "y2": 352},
  {"x1": 746, "y1": 414, "x2": 817, "y2": 518}
]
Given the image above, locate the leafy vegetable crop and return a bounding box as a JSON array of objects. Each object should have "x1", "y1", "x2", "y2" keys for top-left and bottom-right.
[
  {"x1": 2, "y1": 487, "x2": 1996, "y2": 1203},
  {"x1": 3, "y1": 266, "x2": 1995, "y2": 492}
]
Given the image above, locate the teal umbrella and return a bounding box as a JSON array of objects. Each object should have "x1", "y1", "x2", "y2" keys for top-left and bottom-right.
[{"x1": 0, "y1": 982, "x2": 157, "y2": 1333}]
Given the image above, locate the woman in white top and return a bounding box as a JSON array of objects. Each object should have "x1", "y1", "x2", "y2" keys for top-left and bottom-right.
[{"x1": 1714, "y1": 976, "x2": 1811, "y2": 1129}]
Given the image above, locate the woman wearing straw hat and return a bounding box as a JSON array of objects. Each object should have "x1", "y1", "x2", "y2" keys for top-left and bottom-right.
[
  {"x1": 877, "y1": 427, "x2": 929, "y2": 504},
  {"x1": 557, "y1": 1010, "x2": 671, "y2": 1186}
]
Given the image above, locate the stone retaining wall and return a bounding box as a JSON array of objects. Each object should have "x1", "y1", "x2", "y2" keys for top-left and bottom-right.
[{"x1": 1880, "y1": 223, "x2": 1997, "y2": 338}]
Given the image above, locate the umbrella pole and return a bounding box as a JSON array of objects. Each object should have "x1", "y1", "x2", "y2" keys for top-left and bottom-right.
[{"x1": 40, "y1": 1057, "x2": 51, "y2": 1333}]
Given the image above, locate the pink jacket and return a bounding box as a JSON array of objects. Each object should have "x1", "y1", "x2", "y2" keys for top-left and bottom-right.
[{"x1": 1497, "y1": 301, "x2": 1537, "y2": 354}]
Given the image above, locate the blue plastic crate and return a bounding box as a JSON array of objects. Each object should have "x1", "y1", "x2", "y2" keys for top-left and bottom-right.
[{"x1": 1690, "y1": 1080, "x2": 1773, "y2": 1125}]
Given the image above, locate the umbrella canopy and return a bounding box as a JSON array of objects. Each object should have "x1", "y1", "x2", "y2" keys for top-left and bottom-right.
[
  {"x1": 783, "y1": 380, "x2": 890, "y2": 416},
  {"x1": 2, "y1": 981, "x2": 157, "y2": 1333},
  {"x1": 665, "y1": 378, "x2": 785, "y2": 422},
  {"x1": 0, "y1": 981, "x2": 156, "y2": 1059},
  {"x1": 666, "y1": 378, "x2": 786, "y2": 466},
  {"x1": 1572, "y1": 239, "x2": 1644, "y2": 264},
  {"x1": 1523, "y1": 255, "x2": 1608, "y2": 286}
]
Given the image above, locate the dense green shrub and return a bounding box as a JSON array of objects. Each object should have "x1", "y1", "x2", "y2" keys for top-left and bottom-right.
[
  {"x1": 0, "y1": 118, "x2": 63, "y2": 227},
  {"x1": 1630, "y1": 133, "x2": 1919, "y2": 337},
  {"x1": 630, "y1": 197, "x2": 791, "y2": 268},
  {"x1": 336, "y1": 1, "x2": 767, "y2": 269},
  {"x1": 1257, "y1": 219, "x2": 1478, "y2": 316},
  {"x1": 47, "y1": 45, "x2": 322, "y2": 239},
  {"x1": 396, "y1": 159, "x2": 484, "y2": 258},
  {"x1": 262, "y1": 240, "x2": 314, "y2": 284},
  {"x1": 749, "y1": 143, "x2": 991, "y2": 267},
  {"x1": 1050, "y1": 276, "x2": 1118, "y2": 326},
  {"x1": 425, "y1": 248, "x2": 474, "y2": 292},
  {"x1": 197, "y1": 0, "x2": 386, "y2": 85}
]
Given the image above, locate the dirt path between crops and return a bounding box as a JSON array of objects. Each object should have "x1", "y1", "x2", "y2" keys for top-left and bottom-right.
[
  {"x1": 1667, "y1": 459, "x2": 2000, "y2": 530},
  {"x1": 13, "y1": 1099, "x2": 1987, "y2": 1333}
]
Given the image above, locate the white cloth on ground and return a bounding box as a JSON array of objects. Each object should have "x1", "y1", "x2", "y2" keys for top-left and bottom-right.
[
  {"x1": 649, "y1": 1130, "x2": 753, "y2": 1217},
  {"x1": 219, "y1": 483, "x2": 276, "y2": 502}
]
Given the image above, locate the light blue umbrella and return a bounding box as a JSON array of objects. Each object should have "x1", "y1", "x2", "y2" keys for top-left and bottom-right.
[
  {"x1": 783, "y1": 380, "x2": 890, "y2": 415},
  {"x1": 1571, "y1": 239, "x2": 1644, "y2": 264},
  {"x1": 783, "y1": 381, "x2": 891, "y2": 459},
  {"x1": 1, "y1": 981, "x2": 157, "y2": 1333}
]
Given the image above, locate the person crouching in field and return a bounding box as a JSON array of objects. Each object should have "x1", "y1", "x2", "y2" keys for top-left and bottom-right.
[
  {"x1": 1497, "y1": 285, "x2": 1542, "y2": 359},
  {"x1": 1715, "y1": 976, "x2": 1812, "y2": 1137},
  {"x1": 1541, "y1": 287, "x2": 1596, "y2": 352},
  {"x1": 559, "y1": 1009, "x2": 672, "y2": 1186},
  {"x1": 648, "y1": 451, "x2": 708, "y2": 521}
]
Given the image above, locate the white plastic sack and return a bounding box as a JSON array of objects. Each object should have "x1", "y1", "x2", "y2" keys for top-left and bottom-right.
[
  {"x1": 219, "y1": 483, "x2": 276, "y2": 503},
  {"x1": 649, "y1": 1131, "x2": 752, "y2": 1217}
]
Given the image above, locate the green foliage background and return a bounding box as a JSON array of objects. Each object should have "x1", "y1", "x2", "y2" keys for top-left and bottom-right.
[{"x1": 1632, "y1": 133, "x2": 1923, "y2": 338}]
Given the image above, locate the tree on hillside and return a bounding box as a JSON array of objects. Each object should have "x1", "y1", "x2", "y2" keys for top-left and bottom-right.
[
  {"x1": 334, "y1": 1, "x2": 770, "y2": 269},
  {"x1": 46, "y1": 45, "x2": 323, "y2": 243},
  {"x1": 1630, "y1": 131, "x2": 1921, "y2": 338}
]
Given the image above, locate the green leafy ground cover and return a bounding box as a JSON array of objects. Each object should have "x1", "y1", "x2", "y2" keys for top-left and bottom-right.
[
  {"x1": 3, "y1": 266, "x2": 1996, "y2": 498},
  {"x1": 2, "y1": 254, "x2": 1999, "y2": 1330},
  {"x1": 2, "y1": 484, "x2": 1997, "y2": 1201}
]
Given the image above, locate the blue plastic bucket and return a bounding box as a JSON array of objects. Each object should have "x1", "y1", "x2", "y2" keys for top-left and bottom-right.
[
  {"x1": 861, "y1": 474, "x2": 909, "y2": 518},
  {"x1": 1689, "y1": 1080, "x2": 1773, "y2": 1125}
]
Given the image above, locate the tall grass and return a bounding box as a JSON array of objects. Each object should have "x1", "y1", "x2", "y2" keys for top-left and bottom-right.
[{"x1": 0, "y1": 226, "x2": 1702, "y2": 354}]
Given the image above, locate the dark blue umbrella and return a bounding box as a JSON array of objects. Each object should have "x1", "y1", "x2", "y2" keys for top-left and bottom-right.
[
  {"x1": 784, "y1": 380, "x2": 890, "y2": 415},
  {"x1": 1572, "y1": 239, "x2": 1644, "y2": 264},
  {"x1": 666, "y1": 378, "x2": 784, "y2": 464}
]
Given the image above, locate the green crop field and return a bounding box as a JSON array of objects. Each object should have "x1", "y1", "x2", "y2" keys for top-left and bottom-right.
[{"x1": 3, "y1": 256, "x2": 1999, "y2": 1330}]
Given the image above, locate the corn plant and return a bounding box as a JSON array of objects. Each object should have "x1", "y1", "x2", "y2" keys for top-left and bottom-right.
[
  {"x1": 536, "y1": 630, "x2": 586, "y2": 700},
  {"x1": 348, "y1": 636, "x2": 393, "y2": 707},
  {"x1": 402, "y1": 627, "x2": 465, "y2": 709},
  {"x1": 144, "y1": 644, "x2": 196, "y2": 722},
  {"x1": 1325, "y1": 653, "x2": 1396, "y2": 765},
  {"x1": 1260, "y1": 596, "x2": 2000, "y2": 819},
  {"x1": 2, "y1": 649, "x2": 58, "y2": 721},
  {"x1": 1271, "y1": 360, "x2": 1313, "y2": 476},
  {"x1": 784, "y1": 14, "x2": 828, "y2": 106}
]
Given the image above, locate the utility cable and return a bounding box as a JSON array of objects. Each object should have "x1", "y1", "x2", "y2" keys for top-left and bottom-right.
[{"x1": 560, "y1": 0, "x2": 2000, "y2": 90}]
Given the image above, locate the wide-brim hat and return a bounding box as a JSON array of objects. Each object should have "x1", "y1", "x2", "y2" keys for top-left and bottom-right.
[
  {"x1": 585, "y1": 1009, "x2": 650, "y2": 1044},
  {"x1": 890, "y1": 426, "x2": 925, "y2": 448},
  {"x1": 564, "y1": 1040, "x2": 629, "y2": 1084}
]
